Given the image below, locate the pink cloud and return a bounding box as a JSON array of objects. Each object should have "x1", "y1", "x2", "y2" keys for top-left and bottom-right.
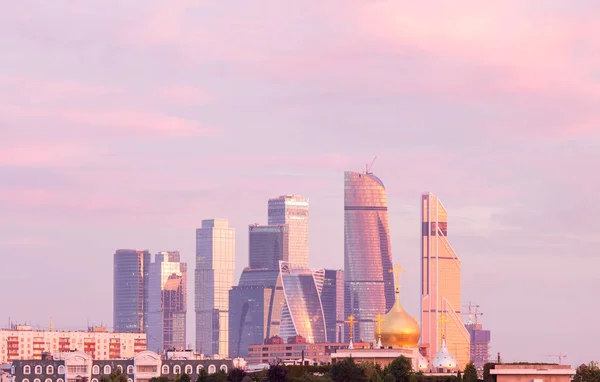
[
  {"x1": 153, "y1": 85, "x2": 216, "y2": 106},
  {"x1": 0, "y1": 141, "x2": 89, "y2": 167}
]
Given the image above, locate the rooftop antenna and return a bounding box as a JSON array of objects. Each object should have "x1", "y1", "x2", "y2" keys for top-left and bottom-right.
[
  {"x1": 547, "y1": 353, "x2": 567, "y2": 365},
  {"x1": 365, "y1": 156, "x2": 377, "y2": 174}
]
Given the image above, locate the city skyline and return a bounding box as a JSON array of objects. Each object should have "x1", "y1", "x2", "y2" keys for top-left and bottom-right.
[{"x1": 2, "y1": 1, "x2": 599, "y2": 367}]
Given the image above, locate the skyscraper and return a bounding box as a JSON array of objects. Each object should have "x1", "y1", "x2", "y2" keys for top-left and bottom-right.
[
  {"x1": 322, "y1": 269, "x2": 345, "y2": 343},
  {"x1": 420, "y1": 192, "x2": 470, "y2": 368},
  {"x1": 268, "y1": 195, "x2": 309, "y2": 267},
  {"x1": 344, "y1": 171, "x2": 394, "y2": 343},
  {"x1": 248, "y1": 224, "x2": 289, "y2": 270},
  {"x1": 278, "y1": 261, "x2": 327, "y2": 344},
  {"x1": 195, "y1": 219, "x2": 235, "y2": 357},
  {"x1": 147, "y1": 251, "x2": 187, "y2": 353},
  {"x1": 114, "y1": 249, "x2": 151, "y2": 333}
]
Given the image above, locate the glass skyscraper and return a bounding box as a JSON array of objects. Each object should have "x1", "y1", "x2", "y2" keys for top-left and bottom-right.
[
  {"x1": 421, "y1": 192, "x2": 470, "y2": 368},
  {"x1": 322, "y1": 269, "x2": 345, "y2": 343},
  {"x1": 228, "y1": 269, "x2": 284, "y2": 358},
  {"x1": 147, "y1": 251, "x2": 187, "y2": 353},
  {"x1": 248, "y1": 224, "x2": 289, "y2": 270},
  {"x1": 113, "y1": 249, "x2": 151, "y2": 333},
  {"x1": 268, "y1": 195, "x2": 309, "y2": 267},
  {"x1": 195, "y1": 219, "x2": 235, "y2": 357},
  {"x1": 344, "y1": 171, "x2": 394, "y2": 343},
  {"x1": 278, "y1": 261, "x2": 327, "y2": 344}
]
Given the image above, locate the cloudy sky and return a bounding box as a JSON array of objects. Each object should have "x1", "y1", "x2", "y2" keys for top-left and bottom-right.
[{"x1": 2, "y1": 0, "x2": 599, "y2": 366}]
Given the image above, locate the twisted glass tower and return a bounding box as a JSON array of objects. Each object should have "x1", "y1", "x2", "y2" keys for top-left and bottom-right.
[{"x1": 344, "y1": 171, "x2": 394, "y2": 343}]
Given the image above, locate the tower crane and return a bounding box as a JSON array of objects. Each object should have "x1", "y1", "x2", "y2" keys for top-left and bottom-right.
[
  {"x1": 365, "y1": 156, "x2": 377, "y2": 174},
  {"x1": 547, "y1": 353, "x2": 567, "y2": 365}
]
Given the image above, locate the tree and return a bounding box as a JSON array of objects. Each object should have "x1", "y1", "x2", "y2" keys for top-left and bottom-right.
[
  {"x1": 462, "y1": 362, "x2": 477, "y2": 382},
  {"x1": 384, "y1": 356, "x2": 413, "y2": 382},
  {"x1": 206, "y1": 371, "x2": 228, "y2": 382},
  {"x1": 267, "y1": 364, "x2": 288, "y2": 382},
  {"x1": 176, "y1": 373, "x2": 191, "y2": 382},
  {"x1": 456, "y1": 370, "x2": 462, "y2": 381},
  {"x1": 101, "y1": 369, "x2": 128, "y2": 382},
  {"x1": 574, "y1": 363, "x2": 600, "y2": 382},
  {"x1": 330, "y1": 358, "x2": 366, "y2": 382},
  {"x1": 227, "y1": 368, "x2": 248, "y2": 382},
  {"x1": 482, "y1": 363, "x2": 495, "y2": 382},
  {"x1": 196, "y1": 369, "x2": 209, "y2": 382},
  {"x1": 150, "y1": 378, "x2": 170, "y2": 382},
  {"x1": 361, "y1": 362, "x2": 383, "y2": 382},
  {"x1": 383, "y1": 375, "x2": 395, "y2": 382}
]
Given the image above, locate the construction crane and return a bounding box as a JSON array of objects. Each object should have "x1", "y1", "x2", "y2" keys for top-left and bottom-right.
[
  {"x1": 546, "y1": 353, "x2": 567, "y2": 365},
  {"x1": 365, "y1": 156, "x2": 377, "y2": 174},
  {"x1": 463, "y1": 301, "x2": 482, "y2": 325}
]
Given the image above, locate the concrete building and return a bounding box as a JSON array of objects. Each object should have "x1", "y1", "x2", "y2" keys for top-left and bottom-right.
[
  {"x1": 0, "y1": 326, "x2": 146, "y2": 363},
  {"x1": 10, "y1": 350, "x2": 233, "y2": 382},
  {"x1": 489, "y1": 364, "x2": 576, "y2": 381},
  {"x1": 267, "y1": 195, "x2": 309, "y2": 268},
  {"x1": 147, "y1": 251, "x2": 187, "y2": 353},
  {"x1": 114, "y1": 249, "x2": 151, "y2": 333},
  {"x1": 420, "y1": 193, "x2": 470, "y2": 367},
  {"x1": 195, "y1": 219, "x2": 235, "y2": 357},
  {"x1": 344, "y1": 171, "x2": 395, "y2": 343}
]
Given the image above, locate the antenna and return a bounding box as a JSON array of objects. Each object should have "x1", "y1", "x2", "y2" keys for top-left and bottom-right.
[
  {"x1": 546, "y1": 353, "x2": 567, "y2": 365},
  {"x1": 365, "y1": 156, "x2": 377, "y2": 174}
]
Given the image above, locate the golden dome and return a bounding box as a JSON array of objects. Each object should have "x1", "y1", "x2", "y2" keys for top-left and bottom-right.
[{"x1": 380, "y1": 297, "x2": 420, "y2": 348}]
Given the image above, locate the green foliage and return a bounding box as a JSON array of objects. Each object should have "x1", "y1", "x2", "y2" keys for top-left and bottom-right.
[
  {"x1": 227, "y1": 368, "x2": 248, "y2": 382},
  {"x1": 101, "y1": 369, "x2": 128, "y2": 382},
  {"x1": 286, "y1": 365, "x2": 331, "y2": 379},
  {"x1": 205, "y1": 371, "x2": 227, "y2": 382},
  {"x1": 383, "y1": 356, "x2": 413, "y2": 382},
  {"x1": 574, "y1": 362, "x2": 600, "y2": 382},
  {"x1": 176, "y1": 373, "x2": 191, "y2": 382},
  {"x1": 482, "y1": 363, "x2": 495, "y2": 382},
  {"x1": 267, "y1": 364, "x2": 289, "y2": 382},
  {"x1": 196, "y1": 369, "x2": 209, "y2": 382},
  {"x1": 383, "y1": 375, "x2": 395, "y2": 382},
  {"x1": 151, "y1": 377, "x2": 171, "y2": 382},
  {"x1": 462, "y1": 362, "x2": 477, "y2": 382},
  {"x1": 330, "y1": 358, "x2": 366, "y2": 382},
  {"x1": 361, "y1": 362, "x2": 383, "y2": 382},
  {"x1": 456, "y1": 370, "x2": 462, "y2": 381}
]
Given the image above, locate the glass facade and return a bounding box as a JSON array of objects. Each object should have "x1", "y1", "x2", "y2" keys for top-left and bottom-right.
[
  {"x1": 268, "y1": 195, "x2": 309, "y2": 268},
  {"x1": 322, "y1": 270, "x2": 345, "y2": 343},
  {"x1": 195, "y1": 219, "x2": 235, "y2": 357},
  {"x1": 344, "y1": 171, "x2": 394, "y2": 343},
  {"x1": 147, "y1": 251, "x2": 187, "y2": 353},
  {"x1": 279, "y1": 262, "x2": 327, "y2": 344},
  {"x1": 248, "y1": 224, "x2": 289, "y2": 270},
  {"x1": 113, "y1": 249, "x2": 150, "y2": 333},
  {"x1": 420, "y1": 193, "x2": 470, "y2": 368}
]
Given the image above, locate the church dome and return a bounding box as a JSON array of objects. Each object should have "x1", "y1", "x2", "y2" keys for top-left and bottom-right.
[
  {"x1": 418, "y1": 354, "x2": 429, "y2": 371},
  {"x1": 432, "y1": 340, "x2": 457, "y2": 370},
  {"x1": 380, "y1": 296, "x2": 420, "y2": 348}
]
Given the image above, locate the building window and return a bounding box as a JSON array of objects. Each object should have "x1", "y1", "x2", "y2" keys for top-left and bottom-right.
[
  {"x1": 92, "y1": 379, "x2": 98, "y2": 382},
  {"x1": 67, "y1": 367, "x2": 87, "y2": 374},
  {"x1": 117, "y1": 366, "x2": 123, "y2": 374},
  {"x1": 35, "y1": 366, "x2": 42, "y2": 375},
  {"x1": 173, "y1": 365, "x2": 181, "y2": 375},
  {"x1": 136, "y1": 366, "x2": 157, "y2": 373},
  {"x1": 127, "y1": 379, "x2": 132, "y2": 382},
  {"x1": 103, "y1": 366, "x2": 111, "y2": 375},
  {"x1": 92, "y1": 366, "x2": 100, "y2": 375},
  {"x1": 184, "y1": 365, "x2": 192, "y2": 375},
  {"x1": 24, "y1": 366, "x2": 31, "y2": 375},
  {"x1": 57, "y1": 367, "x2": 65, "y2": 375},
  {"x1": 57, "y1": 379, "x2": 64, "y2": 382},
  {"x1": 207, "y1": 365, "x2": 216, "y2": 374},
  {"x1": 46, "y1": 366, "x2": 54, "y2": 375},
  {"x1": 34, "y1": 379, "x2": 41, "y2": 382},
  {"x1": 195, "y1": 365, "x2": 203, "y2": 375},
  {"x1": 45, "y1": 379, "x2": 53, "y2": 382},
  {"x1": 219, "y1": 365, "x2": 227, "y2": 374},
  {"x1": 161, "y1": 365, "x2": 169, "y2": 375},
  {"x1": 126, "y1": 366, "x2": 134, "y2": 375}
]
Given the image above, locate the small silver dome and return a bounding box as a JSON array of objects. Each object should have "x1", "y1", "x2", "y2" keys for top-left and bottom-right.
[{"x1": 432, "y1": 339, "x2": 458, "y2": 370}]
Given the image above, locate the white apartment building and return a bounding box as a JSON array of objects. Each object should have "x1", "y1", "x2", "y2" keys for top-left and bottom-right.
[{"x1": 0, "y1": 326, "x2": 146, "y2": 363}]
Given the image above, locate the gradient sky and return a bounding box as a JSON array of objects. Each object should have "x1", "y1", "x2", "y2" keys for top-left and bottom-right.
[{"x1": 2, "y1": 1, "x2": 599, "y2": 366}]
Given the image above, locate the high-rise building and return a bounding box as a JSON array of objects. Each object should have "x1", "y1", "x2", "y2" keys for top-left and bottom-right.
[
  {"x1": 278, "y1": 262, "x2": 327, "y2": 344},
  {"x1": 268, "y1": 195, "x2": 309, "y2": 267},
  {"x1": 195, "y1": 219, "x2": 235, "y2": 357},
  {"x1": 420, "y1": 192, "x2": 470, "y2": 368},
  {"x1": 147, "y1": 251, "x2": 187, "y2": 353},
  {"x1": 464, "y1": 304, "x2": 491, "y2": 371},
  {"x1": 248, "y1": 224, "x2": 289, "y2": 270},
  {"x1": 344, "y1": 171, "x2": 395, "y2": 343},
  {"x1": 322, "y1": 269, "x2": 345, "y2": 343},
  {"x1": 114, "y1": 249, "x2": 151, "y2": 333},
  {"x1": 228, "y1": 269, "x2": 284, "y2": 358}
]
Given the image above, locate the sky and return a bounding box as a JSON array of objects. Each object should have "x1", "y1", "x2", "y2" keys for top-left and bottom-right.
[{"x1": 1, "y1": 0, "x2": 599, "y2": 366}]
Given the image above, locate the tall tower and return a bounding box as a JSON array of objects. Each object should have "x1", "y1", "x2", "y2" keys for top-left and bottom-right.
[
  {"x1": 322, "y1": 269, "x2": 345, "y2": 343},
  {"x1": 248, "y1": 224, "x2": 289, "y2": 270},
  {"x1": 421, "y1": 193, "x2": 470, "y2": 368},
  {"x1": 344, "y1": 171, "x2": 395, "y2": 343},
  {"x1": 113, "y1": 249, "x2": 151, "y2": 333},
  {"x1": 147, "y1": 251, "x2": 187, "y2": 353},
  {"x1": 195, "y1": 219, "x2": 235, "y2": 357},
  {"x1": 268, "y1": 195, "x2": 309, "y2": 267}
]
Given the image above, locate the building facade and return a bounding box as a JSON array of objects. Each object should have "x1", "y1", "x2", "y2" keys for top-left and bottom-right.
[
  {"x1": 344, "y1": 171, "x2": 395, "y2": 344},
  {"x1": 420, "y1": 193, "x2": 470, "y2": 368},
  {"x1": 267, "y1": 195, "x2": 309, "y2": 268},
  {"x1": 278, "y1": 262, "x2": 327, "y2": 344},
  {"x1": 0, "y1": 326, "x2": 146, "y2": 363},
  {"x1": 465, "y1": 323, "x2": 491, "y2": 370},
  {"x1": 195, "y1": 219, "x2": 235, "y2": 357},
  {"x1": 114, "y1": 249, "x2": 151, "y2": 333},
  {"x1": 10, "y1": 350, "x2": 233, "y2": 382},
  {"x1": 147, "y1": 251, "x2": 187, "y2": 353},
  {"x1": 321, "y1": 270, "x2": 344, "y2": 343},
  {"x1": 248, "y1": 224, "x2": 289, "y2": 270},
  {"x1": 228, "y1": 269, "x2": 284, "y2": 359}
]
